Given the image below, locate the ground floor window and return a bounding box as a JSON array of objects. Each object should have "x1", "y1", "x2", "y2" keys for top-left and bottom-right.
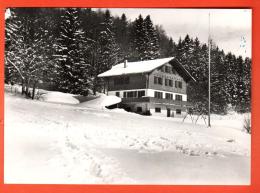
[
  {"x1": 176, "y1": 109, "x2": 182, "y2": 114},
  {"x1": 137, "y1": 107, "x2": 142, "y2": 112},
  {"x1": 155, "y1": 107, "x2": 161, "y2": 113},
  {"x1": 116, "y1": 92, "x2": 120, "y2": 97}
]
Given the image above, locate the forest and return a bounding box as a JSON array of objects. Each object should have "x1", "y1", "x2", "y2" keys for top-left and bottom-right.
[{"x1": 5, "y1": 8, "x2": 251, "y2": 114}]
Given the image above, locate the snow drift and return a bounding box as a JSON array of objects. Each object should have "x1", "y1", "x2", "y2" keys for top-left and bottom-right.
[
  {"x1": 78, "y1": 94, "x2": 121, "y2": 109},
  {"x1": 39, "y1": 92, "x2": 80, "y2": 104}
]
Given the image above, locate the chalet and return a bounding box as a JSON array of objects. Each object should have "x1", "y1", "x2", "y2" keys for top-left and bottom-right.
[{"x1": 98, "y1": 57, "x2": 196, "y2": 117}]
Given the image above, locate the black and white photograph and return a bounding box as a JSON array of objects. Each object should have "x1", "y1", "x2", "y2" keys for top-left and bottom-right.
[{"x1": 4, "y1": 8, "x2": 251, "y2": 184}]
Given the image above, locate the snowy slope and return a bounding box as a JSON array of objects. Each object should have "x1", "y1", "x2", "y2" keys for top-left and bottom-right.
[{"x1": 4, "y1": 93, "x2": 250, "y2": 184}]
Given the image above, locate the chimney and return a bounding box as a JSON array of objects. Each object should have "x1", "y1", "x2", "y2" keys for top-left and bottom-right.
[{"x1": 124, "y1": 60, "x2": 128, "y2": 68}]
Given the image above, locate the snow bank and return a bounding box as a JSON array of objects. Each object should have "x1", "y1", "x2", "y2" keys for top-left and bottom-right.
[
  {"x1": 39, "y1": 92, "x2": 80, "y2": 104},
  {"x1": 78, "y1": 94, "x2": 121, "y2": 109}
]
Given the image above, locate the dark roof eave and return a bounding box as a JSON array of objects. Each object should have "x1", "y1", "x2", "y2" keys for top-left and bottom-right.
[{"x1": 170, "y1": 59, "x2": 197, "y2": 82}]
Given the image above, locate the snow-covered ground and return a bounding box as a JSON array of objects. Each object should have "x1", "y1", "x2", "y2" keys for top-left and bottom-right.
[{"x1": 4, "y1": 91, "x2": 251, "y2": 184}]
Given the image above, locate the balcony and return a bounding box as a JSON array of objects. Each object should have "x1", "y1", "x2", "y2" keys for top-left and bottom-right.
[{"x1": 121, "y1": 97, "x2": 192, "y2": 107}]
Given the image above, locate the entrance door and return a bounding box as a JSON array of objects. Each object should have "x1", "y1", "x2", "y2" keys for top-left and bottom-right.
[{"x1": 167, "y1": 108, "x2": 171, "y2": 117}]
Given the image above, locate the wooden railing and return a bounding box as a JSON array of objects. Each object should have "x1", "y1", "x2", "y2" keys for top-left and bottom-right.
[{"x1": 121, "y1": 97, "x2": 192, "y2": 107}]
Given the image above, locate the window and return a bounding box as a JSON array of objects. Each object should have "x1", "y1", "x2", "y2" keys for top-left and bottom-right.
[
  {"x1": 165, "y1": 93, "x2": 173, "y2": 100},
  {"x1": 137, "y1": 107, "x2": 142, "y2": 112},
  {"x1": 126, "y1": 91, "x2": 137, "y2": 98},
  {"x1": 123, "y1": 92, "x2": 127, "y2": 98},
  {"x1": 160, "y1": 66, "x2": 165, "y2": 72},
  {"x1": 138, "y1": 90, "x2": 145, "y2": 98},
  {"x1": 172, "y1": 69, "x2": 176, "y2": 74},
  {"x1": 169, "y1": 79, "x2": 173, "y2": 87},
  {"x1": 165, "y1": 79, "x2": 173, "y2": 87},
  {"x1": 158, "y1": 77, "x2": 162, "y2": 85},
  {"x1": 116, "y1": 92, "x2": 120, "y2": 97},
  {"x1": 165, "y1": 79, "x2": 168, "y2": 86},
  {"x1": 154, "y1": 91, "x2": 163, "y2": 99},
  {"x1": 154, "y1": 76, "x2": 162, "y2": 85},
  {"x1": 165, "y1": 66, "x2": 172, "y2": 73},
  {"x1": 154, "y1": 76, "x2": 157, "y2": 84},
  {"x1": 175, "y1": 81, "x2": 182, "y2": 89},
  {"x1": 176, "y1": 109, "x2": 182, "y2": 115},
  {"x1": 114, "y1": 76, "x2": 129, "y2": 85},
  {"x1": 155, "y1": 107, "x2": 161, "y2": 113},
  {"x1": 175, "y1": 94, "x2": 183, "y2": 101},
  {"x1": 178, "y1": 81, "x2": 182, "y2": 89}
]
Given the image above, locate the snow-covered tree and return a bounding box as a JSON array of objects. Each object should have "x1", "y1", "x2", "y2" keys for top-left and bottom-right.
[
  {"x1": 143, "y1": 15, "x2": 160, "y2": 60},
  {"x1": 54, "y1": 8, "x2": 91, "y2": 95},
  {"x1": 5, "y1": 8, "x2": 54, "y2": 99},
  {"x1": 130, "y1": 15, "x2": 148, "y2": 61},
  {"x1": 89, "y1": 10, "x2": 119, "y2": 94},
  {"x1": 165, "y1": 38, "x2": 176, "y2": 57}
]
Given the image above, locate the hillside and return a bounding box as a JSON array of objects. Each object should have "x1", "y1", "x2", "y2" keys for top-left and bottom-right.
[{"x1": 4, "y1": 93, "x2": 250, "y2": 184}]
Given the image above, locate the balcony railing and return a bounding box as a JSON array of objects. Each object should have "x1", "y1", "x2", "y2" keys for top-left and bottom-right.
[{"x1": 121, "y1": 97, "x2": 192, "y2": 107}]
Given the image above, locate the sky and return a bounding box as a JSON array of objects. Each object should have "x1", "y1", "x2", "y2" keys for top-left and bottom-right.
[{"x1": 106, "y1": 8, "x2": 252, "y2": 58}]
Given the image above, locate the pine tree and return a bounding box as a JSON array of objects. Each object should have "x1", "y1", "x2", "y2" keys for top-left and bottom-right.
[
  {"x1": 113, "y1": 13, "x2": 129, "y2": 61},
  {"x1": 165, "y1": 38, "x2": 176, "y2": 57},
  {"x1": 210, "y1": 47, "x2": 228, "y2": 113},
  {"x1": 155, "y1": 25, "x2": 171, "y2": 58},
  {"x1": 90, "y1": 10, "x2": 119, "y2": 94},
  {"x1": 143, "y1": 15, "x2": 160, "y2": 60},
  {"x1": 130, "y1": 15, "x2": 149, "y2": 60},
  {"x1": 243, "y1": 57, "x2": 251, "y2": 112},
  {"x1": 54, "y1": 8, "x2": 91, "y2": 95}
]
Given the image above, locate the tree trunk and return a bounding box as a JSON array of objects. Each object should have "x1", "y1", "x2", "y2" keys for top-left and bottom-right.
[
  {"x1": 93, "y1": 79, "x2": 97, "y2": 95},
  {"x1": 21, "y1": 79, "x2": 25, "y2": 95},
  {"x1": 32, "y1": 82, "x2": 37, "y2": 100},
  {"x1": 25, "y1": 79, "x2": 30, "y2": 98}
]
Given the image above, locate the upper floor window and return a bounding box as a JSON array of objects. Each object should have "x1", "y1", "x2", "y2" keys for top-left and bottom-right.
[
  {"x1": 175, "y1": 81, "x2": 182, "y2": 89},
  {"x1": 165, "y1": 79, "x2": 173, "y2": 87},
  {"x1": 114, "y1": 76, "x2": 129, "y2": 85},
  {"x1": 154, "y1": 91, "x2": 163, "y2": 99},
  {"x1": 154, "y1": 76, "x2": 162, "y2": 85},
  {"x1": 160, "y1": 66, "x2": 165, "y2": 72},
  {"x1": 175, "y1": 94, "x2": 183, "y2": 101},
  {"x1": 165, "y1": 66, "x2": 172, "y2": 73}
]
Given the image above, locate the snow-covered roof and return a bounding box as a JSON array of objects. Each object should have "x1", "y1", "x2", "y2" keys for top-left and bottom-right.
[
  {"x1": 98, "y1": 57, "x2": 174, "y2": 77},
  {"x1": 98, "y1": 57, "x2": 196, "y2": 82}
]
